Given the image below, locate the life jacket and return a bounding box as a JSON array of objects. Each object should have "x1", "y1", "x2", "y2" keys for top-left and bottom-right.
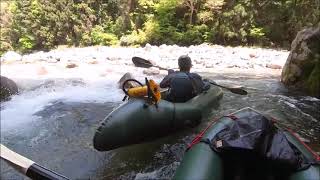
[{"x1": 167, "y1": 72, "x2": 198, "y2": 102}]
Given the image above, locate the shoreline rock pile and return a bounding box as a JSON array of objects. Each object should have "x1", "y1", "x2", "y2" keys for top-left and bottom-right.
[{"x1": 1, "y1": 44, "x2": 289, "y2": 73}]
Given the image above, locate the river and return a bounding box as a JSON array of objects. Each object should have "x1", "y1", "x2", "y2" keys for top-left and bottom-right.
[{"x1": 1, "y1": 47, "x2": 319, "y2": 179}]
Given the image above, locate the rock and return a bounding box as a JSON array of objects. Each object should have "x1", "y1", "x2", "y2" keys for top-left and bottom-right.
[
  {"x1": 194, "y1": 59, "x2": 203, "y2": 65},
  {"x1": 266, "y1": 63, "x2": 282, "y2": 69},
  {"x1": 47, "y1": 57, "x2": 59, "y2": 63},
  {"x1": 118, "y1": 72, "x2": 136, "y2": 89},
  {"x1": 1, "y1": 51, "x2": 22, "y2": 63},
  {"x1": 227, "y1": 65, "x2": 236, "y2": 68},
  {"x1": 107, "y1": 57, "x2": 120, "y2": 61},
  {"x1": 37, "y1": 66, "x2": 48, "y2": 75},
  {"x1": 22, "y1": 54, "x2": 41, "y2": 63},
  {"x1": 143, "y1": 67, "x2": 160, "y2": 75},
  {"x1": 65, "y1": 63, "x2": 78, "y2": 68},
  {"x1": 144, "y1": 43, "x2": 152, "y2": 51},
  {"x1": 281, "y1": 27, "x2": 320, "y2": 97},
  {"x1": 205, "y1": 63, "x2": 214, "y2": 68},
  {"x1": 159, "y1": 44, "x2": 167, "y2": 49},
  {"x1": 86, "y1": 59, "x2": 99, "y2": 64},
  {"x1": 0, "y1": 76, "x2": 18, "y2": 101},
  {"x1": 249, "y1": 53, "x2": 257, "y2": 58}
]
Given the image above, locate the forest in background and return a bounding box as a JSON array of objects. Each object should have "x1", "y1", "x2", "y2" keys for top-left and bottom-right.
[{"x1": 0, "y1": 0, "x2": 319, "y2": 55}]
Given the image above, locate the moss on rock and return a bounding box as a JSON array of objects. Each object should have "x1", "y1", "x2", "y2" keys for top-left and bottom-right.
[
  {"x1": 307, "y1": 57, "x2": 320, "y2": 97},
  {"x1": 281, "y1": 27, "x2": 320, "y2": 97}
]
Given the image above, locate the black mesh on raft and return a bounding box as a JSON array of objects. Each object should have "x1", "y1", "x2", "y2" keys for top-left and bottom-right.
[{"x1": 208, "y1": 113, "x2": 312, "y2": 171}]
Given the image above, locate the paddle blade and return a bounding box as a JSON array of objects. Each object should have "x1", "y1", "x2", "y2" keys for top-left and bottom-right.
[
  {"x1": 209, "y1": 81, "x2": 248, "y2": 95},
  {"x1": 228, "y1": 87, "x2": 248, "y2": 95},
  {"x1": 132, "y1": 57, "x2": 153, "y2": 68}
]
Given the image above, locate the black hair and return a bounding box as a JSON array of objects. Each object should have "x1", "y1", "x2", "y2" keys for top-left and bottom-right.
[{"x1": 178, "y1": 55, "x2": 192, "y2": 71}]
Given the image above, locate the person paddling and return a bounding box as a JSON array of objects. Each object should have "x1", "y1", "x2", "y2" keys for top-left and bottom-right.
[{"x1": 160, "y1": 55, "x2": 210, "y2": 102}]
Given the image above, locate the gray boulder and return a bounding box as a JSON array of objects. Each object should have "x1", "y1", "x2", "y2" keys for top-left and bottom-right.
[
  {"x1": 143, "y1": 67, "x2": 160, "y2": 75},
  {"x1": 118, "y1": 72, "x2": 135, "y2": 89},
  {"x1": 1, "y1": 51, "x2": 22, "y2": 63},
  {"x1": 281, "y1": 27, "x2": 320, "y2": 97},
  {"x1": 0, "y1": 76, "x2": 18, "y2": 101}
]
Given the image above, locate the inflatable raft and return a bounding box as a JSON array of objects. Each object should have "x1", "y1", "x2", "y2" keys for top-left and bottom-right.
[
  {"x1": 174, "y1": 107, "x2": 320, "y2": 180},
  {"x1": 93, "y1": 85, "x2": 223, "y2": 151}
]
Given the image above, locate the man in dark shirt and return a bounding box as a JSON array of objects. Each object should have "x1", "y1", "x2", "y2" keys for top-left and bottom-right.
[{"x1": 160, "y1": 55, "x2": 210, "y2": 102}]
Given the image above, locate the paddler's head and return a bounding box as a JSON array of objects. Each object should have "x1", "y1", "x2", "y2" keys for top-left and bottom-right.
[{"x1": 178, "y1": 55, "x2": 192, "y2": 72}]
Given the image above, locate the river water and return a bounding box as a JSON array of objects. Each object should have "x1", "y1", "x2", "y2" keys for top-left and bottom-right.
[{"x1": 1, "y1": 63, "x2": 319, "y2": 179}]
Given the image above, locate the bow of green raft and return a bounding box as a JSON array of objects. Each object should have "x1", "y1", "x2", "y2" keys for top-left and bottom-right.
[{"x1": 93, "y1": 82, "x2": 224, "y2": 151}]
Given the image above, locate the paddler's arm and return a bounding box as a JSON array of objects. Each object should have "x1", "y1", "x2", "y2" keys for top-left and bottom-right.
[
  {"x1": 160, "y1": 70, "x2": 174, "y2": 88},
  {"x1": 202, "y1": 78, "x2": 211, "y2": 91}
]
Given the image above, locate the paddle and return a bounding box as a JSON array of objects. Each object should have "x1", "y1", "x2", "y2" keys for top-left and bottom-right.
[
  {"x1": 0, "y1": 144, "x2": 69, "y2": 180},
  {"x1": 132, "y1": 56, "x2": 248, "y2": 95},
  {"x1": 132, "y1": 56, "x2": 170, "y2": 70},
  {"x1": 207, "y1": 81, "x2": 247, "y2": 95}
]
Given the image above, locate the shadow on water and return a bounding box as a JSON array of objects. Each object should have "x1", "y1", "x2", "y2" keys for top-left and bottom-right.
[
  {"x1": 1, "y1": 102, "x2": 119, "y2": 179},
  {"x1": 1, "y1": 72, "x2": 319, "y2": 179}
]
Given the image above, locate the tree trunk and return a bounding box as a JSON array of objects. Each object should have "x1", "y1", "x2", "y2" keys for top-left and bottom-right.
[
  {"x1": 190, "y1": 7, "x2": 194, "y2": 24},
  {"x1": 122, "y1": 0, "x2": 134, "y2": 31}
]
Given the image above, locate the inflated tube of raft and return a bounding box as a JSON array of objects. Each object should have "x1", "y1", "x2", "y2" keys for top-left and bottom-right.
[
  {"x1": 93, "y1": 85, "x2": 223, "y2": 151},
  {"x1": 93, "y1": 98, "x2": 202, "y2": 151},
  {"x1": 173, "y1": 108, "x2": 320, "y2": 180}
]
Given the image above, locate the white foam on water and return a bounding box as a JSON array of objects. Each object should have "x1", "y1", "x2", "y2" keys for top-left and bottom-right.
[
  {"x1": 0, "y1": 85, "x2": 121, "y2": 129},
  {"x1": 134, "y1": 169, "x2": 159, "y2": 180},
  {"x1": 301, "y1": 96, "x2": 320, "y2": 102},
  {"x1": 0, "y1": 66, "x2": 132, "y2": 130}
]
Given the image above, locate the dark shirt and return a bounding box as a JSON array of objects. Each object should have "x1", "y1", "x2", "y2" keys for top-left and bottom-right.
[{"x1": 160, "y1": 71, "x2": 210, "y2": 102}]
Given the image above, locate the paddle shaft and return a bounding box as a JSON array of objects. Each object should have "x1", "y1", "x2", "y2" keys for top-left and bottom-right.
[
  {"x1": 152, "y1": 65, "x2": 169, "y2": 71},
  {"x1": 0, "y1": 144, "x2": 69, "y2": 180}
]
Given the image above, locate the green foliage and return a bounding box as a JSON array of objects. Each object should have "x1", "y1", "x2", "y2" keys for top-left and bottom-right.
[
  {"x1": 249, "y1": 27, "x2": 265, "y2": 38},
  {"x1": 143, "y1": 18, "x2": 161, "y2": 43},
  {"x1": 79, "y1": 32, "x2": 92, "y2": 46},
  {"x1": 0, "y1": 1, "x2": 14, "y2": 55},
  {"x1": 120, "y1": 30, "x2": 147, "y2": 46},
  {"x1": 1, "y1": 0, "x2": 319, "y2": 53},
  {"x1": 91, "y1": 26, "x2": 119, "y2": 46},
  {"x1": 155, "y1": 0, "x2": 179, "y2": 27},
  {"x1": 307, "y1": 57, "x2": 320, "y2": 97},
  {"x1": 0, "y1": 41, "x2": 12, "y2": 56},
  {"x1": 18, "y1": 35, "x2": 36, "y2": 51},
  {"x1": 181, "y1": 24, "x2": 210, "y2": 45}
]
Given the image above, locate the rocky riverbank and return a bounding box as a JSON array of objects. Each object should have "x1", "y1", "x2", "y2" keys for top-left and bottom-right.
[{"x1": 1, "y1": 44, "x2": 289, "y2": 80}]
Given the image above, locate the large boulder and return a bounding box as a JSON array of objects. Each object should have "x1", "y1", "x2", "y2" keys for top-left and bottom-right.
[
  {"x1": 0, "y1": 76, "x2": 18, "y2": 101},
  {"x1": 281, "y1": 27, "x2": 320, "y2": 97},
  {"x1": 118, "y1": 72, "x2": 135, "y2": 89},
  {"x1": 0, "y1": 51, "x2": 22, "y2": 63},
  {"x1": 143, "y1": 67, "x2": 160, "y2": 75}
]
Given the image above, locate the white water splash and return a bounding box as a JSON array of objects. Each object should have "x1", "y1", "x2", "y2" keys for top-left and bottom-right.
[
  {"x1": 0, "y1": 63, "x2": 138, "y2": 129},
  {"x1": 1, "y1": 82, "x2": 121, "y2": 128},
  {"x1": 274, "y1": 95, "x2": 319, "y2": 123}
]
